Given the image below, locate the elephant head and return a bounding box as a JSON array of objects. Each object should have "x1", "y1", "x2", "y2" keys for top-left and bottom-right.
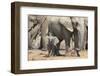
[{"x1": 70, "y1": 17, "x2": 88, "y2": 50}]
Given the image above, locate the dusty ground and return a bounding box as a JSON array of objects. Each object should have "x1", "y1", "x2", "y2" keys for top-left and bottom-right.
[{"x1": 28, "y1": 49, "x2": 88, "y2": 61}]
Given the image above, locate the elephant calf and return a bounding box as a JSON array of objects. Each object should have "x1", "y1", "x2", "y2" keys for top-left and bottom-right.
[{"x1": 47, "y1": 36, "x2": 60, "y2": 56}]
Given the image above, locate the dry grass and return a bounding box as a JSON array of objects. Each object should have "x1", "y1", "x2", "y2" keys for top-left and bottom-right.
[{"x1": 28, "y1": 49, "x2": 88, "y2": 61}]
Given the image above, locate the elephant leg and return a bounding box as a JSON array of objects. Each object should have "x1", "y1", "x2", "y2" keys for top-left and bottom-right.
[
  {"x1": 56, "y1": 39, "x2": 62, "y2": 49},
  {"x1": 40, "y1": 36, "x2": 47, "y2": 51},
  {"x1": 51, "y1": 48, "x2": 55, "y2": 56},
  {"x1": 47, "y1": 44, "x2": 51, "y2": 57},
  {"x1": 53, "y1": 47, "x2": 57, "y2": 56},
  {"x1": 56, "y1": 39, "x2": 62, "y2": 56},
  {"x1": 65, "y1": 39, "x2": 70, "y2": 55},
  {"x1": 40, "y1": 16, "x2": 48, "y2": 50},
  {"x1": 74, "y1": 29, "x2": 80, "y2": 57},
  {"x1": 74, "y1": 48, "x2": 80, "y2": 57},
  {"x1": 28, "y1": 32, "x2": 33, "y2": 49},
  {"x1": 47, "y1": 40, "x2": 52, "y2": 56},
  {"x1": 55, "y1": 46, "x2": 60, "y2": 56},
  {"x1": 85, "y1": 40, "x2": 88, "y2": 50}
]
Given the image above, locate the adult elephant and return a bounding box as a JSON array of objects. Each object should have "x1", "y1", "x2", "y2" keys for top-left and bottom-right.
[
  {"x1": 47, "y1": 16, "x2": 87, "y2": 56},
  {"x1": 47, "y1": 16, "x2": 80, "y2": 56},
  {"x1": 71, "y1": 17, "x2": 88, "y2": 50},
  {"x1": 28, "y1": 15, "x2": 46, "y2": 49},
  {"x1": 28, "y1": 15, "x2": 39, "y2": 49}
]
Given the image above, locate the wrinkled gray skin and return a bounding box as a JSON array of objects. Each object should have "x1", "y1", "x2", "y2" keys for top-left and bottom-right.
[
  {"x1": 47, "y1": 16, "x2": 87, "y2": 56},
  {"x1": 47, "y1": 16, "x2": 80, "y2": 56},
  {"x1": 28, "y1": 15, "x2": 48, "y2": 49},
  {"x1": 71, "y1": 17, "x2": 88, "y2": 50},
  {"x1": 28, "y1": 16, "x2": 43, "y2": 49},
  {"x1": 48, "y1": 17, "x2": 73, "y2": 51},
  {"x1": 28, "y1": 16, "x2": 88, "y2": 56}
]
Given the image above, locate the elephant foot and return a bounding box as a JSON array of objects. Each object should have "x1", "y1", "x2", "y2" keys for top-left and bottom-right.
[
  {"x1": 77, "y1": 53, "x2": 80, "y2": 57},
  {"x1": 75, "y1": 48, "x2": 80, "y2": 57}
]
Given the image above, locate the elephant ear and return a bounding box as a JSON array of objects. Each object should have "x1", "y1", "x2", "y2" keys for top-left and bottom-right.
[{"x1": 59, "y1": 17, "x2": 74, "y2": 32}]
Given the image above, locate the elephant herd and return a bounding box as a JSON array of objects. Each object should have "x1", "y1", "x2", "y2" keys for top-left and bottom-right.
[{"x1": 28, "y1": 15, "x2": 88, "y2": 57}]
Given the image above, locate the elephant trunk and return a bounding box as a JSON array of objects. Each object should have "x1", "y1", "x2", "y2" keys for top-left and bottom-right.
[{"x1": 77, "y1": 18, "x2": 87, "y2": 50}]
